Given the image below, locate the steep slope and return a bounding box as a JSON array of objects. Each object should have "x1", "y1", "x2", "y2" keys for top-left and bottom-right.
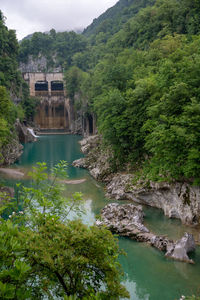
[
  {"x1": 83, "y1": 0, "x2": 155, "y2": 40},
  {"x1": 0, "y1": 11, "x2": 37, "y2": 165}
]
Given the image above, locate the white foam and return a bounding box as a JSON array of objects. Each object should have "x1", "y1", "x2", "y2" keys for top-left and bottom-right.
[{"x1": 27, "y1": 128, "x2": 39, "y2": 138}]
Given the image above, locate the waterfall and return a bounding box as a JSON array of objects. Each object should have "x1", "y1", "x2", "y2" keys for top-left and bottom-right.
[{"x1": 27, "y1": 128, "x2": 39, "y2": 138}]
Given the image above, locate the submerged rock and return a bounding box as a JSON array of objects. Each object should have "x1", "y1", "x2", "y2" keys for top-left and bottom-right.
[
  {"x1": 60, "y1": 178, "x2": 86, "y2": 184},
  {"x1": 97, "y1": 203, "x2": 196, "y2": 263}
]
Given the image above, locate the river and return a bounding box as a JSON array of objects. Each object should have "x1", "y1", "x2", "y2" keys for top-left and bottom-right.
[{"x1": 1, "y1": 134, "x2": 200, "y2": 300}]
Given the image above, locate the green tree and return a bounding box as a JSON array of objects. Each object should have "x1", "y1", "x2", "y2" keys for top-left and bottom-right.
[{"x1": 0, "y1": 161, "x2": 129, "y2": 299}]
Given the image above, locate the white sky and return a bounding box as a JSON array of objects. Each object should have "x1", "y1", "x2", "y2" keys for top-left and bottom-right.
[{"x1": 1, "y1": 0, "x2": 118, "y2": 40}]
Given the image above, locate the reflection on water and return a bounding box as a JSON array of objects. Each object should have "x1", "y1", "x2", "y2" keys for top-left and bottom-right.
[
  {"x1": 119, "y1": 238, "x2": 200, "y2": 300},
  {"x1": 1, "y1": 134, "x2": 200, "y2": 300}
]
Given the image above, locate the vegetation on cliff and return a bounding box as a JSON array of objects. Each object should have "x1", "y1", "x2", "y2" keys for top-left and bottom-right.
[
  {"x1": 64, "y1": 0, "x2": 200, "y2": 185},
  {"x1": 17, "y1": 0, "x2": 200, "y2": 183},
  {"x1": 19, "y1": 29, "x2": 88, "y2": 70}
]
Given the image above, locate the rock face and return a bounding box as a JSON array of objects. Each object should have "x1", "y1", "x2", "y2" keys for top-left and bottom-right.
[
  {"x1": 106, "y1": 174, "x2": 134, "y2": 200},
  {"x1": 1, "y1": 138, "x2": 23, "y2": 166},
  {"x1": 97, "y1": 203, "x2": 196, "y2": 263},
  {"x1": 72, "y1": 135, "x2": 113, "y2": 180},
  {"x1": 19, "y1": 54, "x2": 62, "y2": 73},
  {"x1": 106, "y1": 174, "x2": 200, "y2": 226},
  {"x1": 0, "y1": 121, "x2": 38, "y2": 167},
  {"x1": 72, "y1": 158, "x2": 87, "y2": 169}
]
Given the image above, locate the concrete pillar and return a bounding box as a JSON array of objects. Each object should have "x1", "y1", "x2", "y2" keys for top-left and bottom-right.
[{"x1": 48, "y1": 80, "x2": 51, "y2": 96}]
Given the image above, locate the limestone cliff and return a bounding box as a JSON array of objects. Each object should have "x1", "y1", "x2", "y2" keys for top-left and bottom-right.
[
  {"x1": 19, "y1": 54, "x2": 62, "y2": 73},
  {"x1": 1, "y1": 138, "x2": 23, "y2": 166},
  {"x1": 73, "y1": 135, "x2": 200, "y2": 226}
]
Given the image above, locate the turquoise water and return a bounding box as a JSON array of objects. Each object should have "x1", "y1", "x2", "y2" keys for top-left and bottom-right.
[{"x1": 3, "y1": 135, "x2": 200, "y2": 300}]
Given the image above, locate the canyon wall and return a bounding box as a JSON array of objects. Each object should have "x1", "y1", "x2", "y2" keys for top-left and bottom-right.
[{"x1": 73, "y1": 135, "x2": 200, "y2": 226}]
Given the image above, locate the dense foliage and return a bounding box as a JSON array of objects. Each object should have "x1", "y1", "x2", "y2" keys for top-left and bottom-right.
[
  {"x1": 0, "y1": 11, "x2": 21, "y2": 94},
  {"x1": 64, "y1": 0, "x2": 200, "y2": 184},
  {"x1": 11, "y1": 0, "x2": 200, "y2": 183},
  {"x1": 0, "y1": 161, "x2": 129, "y2": 299},
  {"x1": 83, "y1": 0, "x2": 155, "y2": 43},
  {"x1": 0, "y1": 10, "x2": 39, "y2": 161}
]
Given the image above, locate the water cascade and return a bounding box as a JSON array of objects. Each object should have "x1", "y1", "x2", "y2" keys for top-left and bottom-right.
[{"x1": 27, "y1": 128, "x2": 39, "y2": 138}]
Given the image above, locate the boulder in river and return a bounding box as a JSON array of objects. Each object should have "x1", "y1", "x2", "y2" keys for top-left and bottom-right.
[{"x1": 165, "y1": 233, "x2": 196, "y2": 264}]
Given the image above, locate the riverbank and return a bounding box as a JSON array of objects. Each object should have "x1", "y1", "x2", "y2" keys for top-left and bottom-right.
[{"x1": 73, "y1": 135, "x2": 200, "y2": 227}]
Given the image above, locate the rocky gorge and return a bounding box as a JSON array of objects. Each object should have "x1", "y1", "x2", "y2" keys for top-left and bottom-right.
[
  {"x1": 73, "y1": 135, "x2": 200, "y2": 227},
  {"x1": 72, "y1": 135, "x2": 200, "y2": 263}
]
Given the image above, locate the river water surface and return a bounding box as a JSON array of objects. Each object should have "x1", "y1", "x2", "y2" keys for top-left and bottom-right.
[{"x1": 2, "y1": 135, "x2": 200, "y2": 300}]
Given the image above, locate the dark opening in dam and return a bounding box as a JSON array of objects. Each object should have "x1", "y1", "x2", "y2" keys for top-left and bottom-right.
[
  {"x1": 35, "y1": 81, "x2": 48, "y2": 91},
  {"x1": 51, "y1": 81, "x2": 64, "y2": 91}
]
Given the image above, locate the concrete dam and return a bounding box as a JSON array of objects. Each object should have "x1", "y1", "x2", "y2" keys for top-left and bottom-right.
[
  {"x1": 23, "y1": 72, "x2": 95, "y2": 134},
  {"x1": 23, "y1": 72, "x2": 70, "y2": 130}
]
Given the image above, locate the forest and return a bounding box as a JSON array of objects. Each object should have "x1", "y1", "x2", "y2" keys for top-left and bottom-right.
[
  {"x1": 18, "y1": 0, "x2": 200, "y2": 184},
  {"x1": 1, "y1": 0, "x2": 200, "y2": 183}
]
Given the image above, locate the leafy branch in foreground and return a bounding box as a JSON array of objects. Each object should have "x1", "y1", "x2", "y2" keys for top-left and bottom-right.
[{"x1": 0, "y1": 161, "x2": 129, "y2": 299}]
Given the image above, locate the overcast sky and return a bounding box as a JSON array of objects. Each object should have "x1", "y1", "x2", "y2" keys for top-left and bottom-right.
[{"x1": 1, "y1": 0, "x2": 118, "y2": 40}]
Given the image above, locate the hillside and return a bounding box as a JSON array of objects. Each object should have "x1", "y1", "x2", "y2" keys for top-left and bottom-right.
[
  {"x1": 17, "y1": 0, "x2": 200, "y2": 185},
  {"x1": 83, "y1": 0, "x2": 155, "y2": 40},
  {"x1": 66, "y1": 0, "x2": 200, "y2": 185}
]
